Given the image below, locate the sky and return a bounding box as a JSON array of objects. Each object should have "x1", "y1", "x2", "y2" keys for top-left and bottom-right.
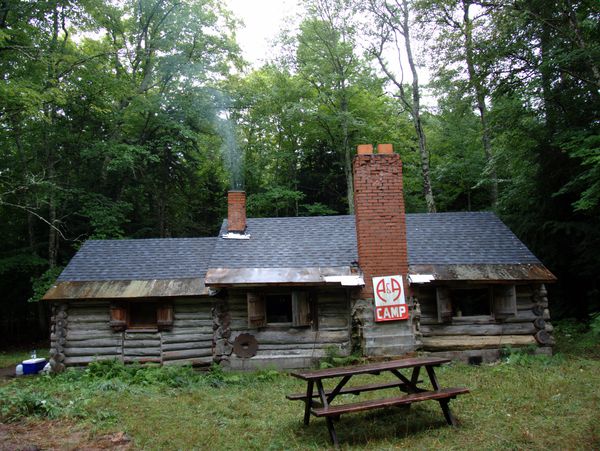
[
  {"x1": 224, "y1": 0, "x2": 303, "y2": 67},
  {"x1": 223, "y1": 0, "x2": 435, "y2": 106}
]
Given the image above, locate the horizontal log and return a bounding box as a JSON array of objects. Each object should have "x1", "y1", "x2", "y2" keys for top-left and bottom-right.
[
  {"x1": 163, "y1": 356, "x2": 213, "y2": 366},
  {"x1": 64, "y1": 347, "x2": 121, "y2": 356},
  {"x1": 67, "y1": 323, "x2": 111, "y2": 332},
  {"x1": 68, "y1": 316, "x2": 110, "y2": 323},
  {"x1": 254, "y1": 349, "x2": 328, "y2": 358},
  {"x1": 67, "y1": 308, "x2": 109, "y2": 317},
  {"x1": 421, "y1": 311, "x2": 538, "y2": 325},
  {"x1": 162, "y1": 348, "x2": 213, "y2": 361},
  {"x1": 64, "y1": 355, "x2": 121, "y2": 365},
  {"x1": 123, "y1": 347, "x2": 160, "y2": 357},
  {"x1": 123, "y1": 339, "x2": 160, "y2": 347},
  {"x1": 172, "y1": 319, "x2": 213, "y2": 328},
  {"x1": 422, "y1": 335, "x2": 537, "y2": 351},
  {"x1": 64, "y1": 330, "x2": 119, "y2": 340},
  {"x1": 317, "y1": 317, "x2": 349, "y2": 328},
  {"x1": 173, "y1": 311, "x2": 212, "y2": 320},
  {"x1": 421, "y1": 322, "x2": 537, "y2": 337},
  {"x1": 124, "y1": 332, "x2": 160, "y2": 340},
  {"x1": 161, "y1": 341, "x2": 213, "y2": 352},
  {"x1": 123, "y1": 357, "x2": 162, "y2": 364},
  {"x1": 234, "y1": 329, "x2": 349, "y2": 345},
  {"x1": 63, "y1": 338, "x2": 122, "y2": 347},
  {"x1": 258, "y1": 342, "x2": 350, "y2": 351},
  {"x1": 161, "y1": 333, "x2": 213, "y2": 344}
]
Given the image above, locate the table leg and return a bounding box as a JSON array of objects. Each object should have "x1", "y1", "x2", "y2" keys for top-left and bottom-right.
[
  {"x1": 425, "y1": 365, "x2": 440, "y2": 390},
  {"x1": 326, "y1": 417, "x2": 339, "y2": 447},
  {"x1": 316, "y1": 380, "x2": 339, "y2": 447},
  {"x1": 426, "y1": 366, "x2": 457, "y2": 426},
  {"x1": 439, "y1": 399, "x2": 457, "y2": 426},
  {"x1": 304, "y1": 380, "x2": 314, "y2": 425}
]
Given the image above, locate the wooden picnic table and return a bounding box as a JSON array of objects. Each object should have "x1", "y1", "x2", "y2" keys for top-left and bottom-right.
[{"x1": 288, "y1": 356, "x2": 469, "y2": 447}]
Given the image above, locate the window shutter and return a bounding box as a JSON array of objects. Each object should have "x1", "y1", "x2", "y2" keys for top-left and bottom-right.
[
  {"x1": 436, "y1": 287, "x2": 452, "y2": 323},
  {"x1": 493, "y1": 285, "x2": 517, "y2": 319},
  {"x1": 247, "y1": 292, "x2": 266, "y2": 328},
  {"x1": 292, "y1": 291, "x2": 311, "y2": 327},
  {"x1": 109, "y1": 303, "x2": 127, "y2": 331},
  {"x1": 157, "y1": 302, "x2": 174, "y2": 330}
]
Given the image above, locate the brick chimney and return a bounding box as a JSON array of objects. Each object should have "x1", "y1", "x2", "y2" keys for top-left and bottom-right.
[
  {"x1": 227, "y1": 190, "x2": 246, "y2": 233},
  {"x1": 353, "y1": 144, "x2": 408, "y2": 298}
]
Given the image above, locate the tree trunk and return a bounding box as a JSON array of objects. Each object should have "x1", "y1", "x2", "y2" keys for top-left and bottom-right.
[
  {"x1": 402, "y1": 0, "x2": 436, "y2": 213},
  {"x1": 462, "y1": 0, "x2": 498, "y2": 208},
  {"x1": 341, "y1": 91, "x2": 354, "y2": 213}
]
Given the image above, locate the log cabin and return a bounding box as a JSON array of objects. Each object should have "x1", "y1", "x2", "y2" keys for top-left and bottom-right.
[{"x1": 43, "y1": 144, "x2": 556, "y2": 372}]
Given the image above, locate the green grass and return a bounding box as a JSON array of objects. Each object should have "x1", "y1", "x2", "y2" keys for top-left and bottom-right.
[{"x1": 1, "y1": 336, "x2": 599, "y2": 450}]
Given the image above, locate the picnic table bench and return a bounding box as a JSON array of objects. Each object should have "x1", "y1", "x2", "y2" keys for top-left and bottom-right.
[{"x1": 288, "y1": 356, "x2": 469, "y2": 447}]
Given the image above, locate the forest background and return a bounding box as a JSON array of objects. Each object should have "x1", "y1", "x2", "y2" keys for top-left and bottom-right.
[{"x1": 0, "y1": 0, "x2": 598, "y2": 345}]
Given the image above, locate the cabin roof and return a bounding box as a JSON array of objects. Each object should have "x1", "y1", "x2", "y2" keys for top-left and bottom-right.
[
  {"x1": 46, "y1": 211, "x2": 554, "y2": 299},
  {"x1": 57, "y1": 238, "x2": 216, "y2": 282}
]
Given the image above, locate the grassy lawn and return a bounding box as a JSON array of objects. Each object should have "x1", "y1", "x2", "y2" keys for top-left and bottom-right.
[{"x1": 1, "y1": 331, "x2": 599, "y2": 450}]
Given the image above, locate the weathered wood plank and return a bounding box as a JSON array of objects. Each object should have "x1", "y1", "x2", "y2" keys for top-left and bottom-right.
[
  {"x1": 173, "y1": 312, "x2": 212, "y2": 320},
  {"x1": 123, "y1": 340, "x2": 161, "y2": 348},
  {"x1": 163, "y1": 356, "x2": 213, "y2": 366},
  {"x1": 64, "y1": 355, "x2": 121, "y2": 365},
  {"x1": 162, "y1": 349, "x2": 213, "y2": 360},
  {"x1": 123, "y1": 347, "x2": 161, "y2": 357},
  {"x1": 172, "y1": 319, "x2": 213, "y2": 328},
  {"x1": 237, "y1": 329, "x2": 349, "y2": 344},
  {"x1": 161, "y1": 341, "x2": 213, "y2": 352},
  {"x1": 62, "y1": 338, "x2": 122, "y2": 347},
  {"x1": 64, "y1": 347, "x2": 121, "y2": 356},
  {"x1": 64, "y1": 330, "x2": 117, "y2": 339},
  {"x1": 421, "y1": 323, "x2": 536, "y2": 337},
  {"x1": 161, "y1": 333, "x2": 213, "y2": 344},
  {"x1": 422, "y1": 335, "x2": 537, "y2": 351}
]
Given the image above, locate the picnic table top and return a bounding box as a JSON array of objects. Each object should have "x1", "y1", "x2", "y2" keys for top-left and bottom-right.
[{"x1": 290, "y1": 356, "x2": 451, "y2": 381}]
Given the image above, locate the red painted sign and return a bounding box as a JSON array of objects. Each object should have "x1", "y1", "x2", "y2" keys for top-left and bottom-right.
[{"x1": 373, "y1": 275, "x2": 409, "y2": 322}]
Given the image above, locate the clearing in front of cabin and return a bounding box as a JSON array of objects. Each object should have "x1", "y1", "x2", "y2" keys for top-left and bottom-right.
[{"x1": 0, "y1": 325, "x2": 599, "y2": 450}]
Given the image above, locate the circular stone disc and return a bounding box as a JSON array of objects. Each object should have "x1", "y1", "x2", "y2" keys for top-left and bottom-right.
[{"x1": 232, "y1": 333, "x2": 258, "y2": 358}]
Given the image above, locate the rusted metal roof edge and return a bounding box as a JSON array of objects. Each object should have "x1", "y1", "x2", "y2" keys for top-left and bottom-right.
[
  {"x1": 43, "y1": 277, "x2": 210, "y2": 301},
  {"x1": 409, "y1": 263, "x2": 557, "y2": 282},
  {"x1": 205, "y1": 266, "x2": 357, "y2": 286}
]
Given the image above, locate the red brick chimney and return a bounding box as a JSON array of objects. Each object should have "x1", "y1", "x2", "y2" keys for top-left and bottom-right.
[
  {"x1": 227, "y1": 190, "x2": 246, "y2": 233},
  {"x1": 353, "y1": 144, "x2": 408, "y2": 298}
]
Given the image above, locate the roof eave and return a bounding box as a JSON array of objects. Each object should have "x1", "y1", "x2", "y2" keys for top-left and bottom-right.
[
  {"x1": 205, "y1": 266, "x2": 361, "y2": 287},
  {"x1": 409, "y1": 263, "x2": 557, "y2": 283},
  {"x1": 43, "y1": 277, "x2": 210, "y2": 301}
]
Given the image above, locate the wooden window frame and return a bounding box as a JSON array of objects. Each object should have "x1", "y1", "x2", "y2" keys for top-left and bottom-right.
[
  {"x1": 247, "y1": 290, "x2": 316, "y2": 329},
  {"x1": 109, "y1": 300, "x2": 173, "y2": 332}
]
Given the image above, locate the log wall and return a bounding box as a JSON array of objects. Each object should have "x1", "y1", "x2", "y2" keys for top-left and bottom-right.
[
  {"x1": 51, "y1": 298, "x2": 213, "y2": 368},
  {"x1": 224, "y1": 288, "x2": 351, "y2": 370},
  {"x1": 415, "y1": 283, "x2": 553, "y2": 362}
]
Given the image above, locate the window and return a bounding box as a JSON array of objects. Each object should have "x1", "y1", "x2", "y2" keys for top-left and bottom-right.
[
  {"x1": 247, "y1": 291, "x2": 314, "y2": 328},
  {"x1": 128, "y1": 302, "x2": 158, "y2": 329},
  {"x1": 265, "y1": 294, "x2": 293, "y2": 324},
  {"x1": 450, "y1": 288, "x2": 491, "y2": 317},
  {"x1": 435, "y1": 284, "x2": 517, "y2": 323},
  {"x1": 109, "y1": 301, "x2": 173, "y2": 331}
]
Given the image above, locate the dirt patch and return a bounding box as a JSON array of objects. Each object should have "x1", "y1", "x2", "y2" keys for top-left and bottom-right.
[{"x1": 0, "y1": 419, "x2": 133, "y2": 451}]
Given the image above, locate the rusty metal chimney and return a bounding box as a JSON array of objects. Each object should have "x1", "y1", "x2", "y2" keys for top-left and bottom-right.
[{"x1": 227, "y1": 190, "x2": 247, "y2": 234}]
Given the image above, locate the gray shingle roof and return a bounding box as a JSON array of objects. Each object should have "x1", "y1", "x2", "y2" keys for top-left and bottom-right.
[
  {"x1": 57, "y1": 238, "x2": 215, "y2": 282},
  {"x1": 210, "y1": 216, "x2": 358, "y2": 269},
  {"x1": 57, "y1": 212, "x2": 540, "y2": 282},
  {"x1": 406, "y1": 212, "x2": 540, "y2": 265}
]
